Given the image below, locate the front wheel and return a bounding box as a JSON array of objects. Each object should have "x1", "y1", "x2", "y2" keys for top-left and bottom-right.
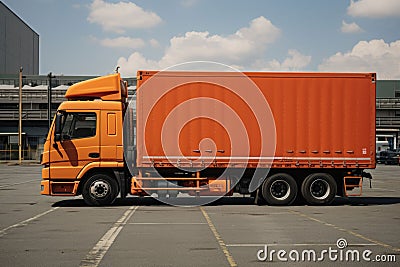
[
  {"x1": 261, "y1": 173, "x2": 298, "y2": 205},
  {"x1": 82, "y1": 174, "x2": 119, "y2": 206},
  {"x1": 301, "y1": 173, "x2": 337, "y2": 205}
]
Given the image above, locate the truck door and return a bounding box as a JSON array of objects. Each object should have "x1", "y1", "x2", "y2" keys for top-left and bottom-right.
[{"x1": 49, "y1": 111, "x2": 100, "y2": 180}]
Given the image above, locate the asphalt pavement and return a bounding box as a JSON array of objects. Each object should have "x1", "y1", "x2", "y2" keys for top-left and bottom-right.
[{"x1": 0, "y1": 163, "x2": 399, "y2": 266}]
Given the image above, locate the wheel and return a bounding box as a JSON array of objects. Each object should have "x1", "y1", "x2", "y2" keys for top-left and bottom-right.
[
  {"x1": 82, "y1": 174, "x2": 119, "y2": 206},
  {"x1": 261, "y1": 173, "x2": 298, "y2": 205},
  {"x1": 253, "y1": 188, "x2": 267, "y2": 205},
  {"x1": 301, "y1": 173, "x2": 337, "y2": 205}
]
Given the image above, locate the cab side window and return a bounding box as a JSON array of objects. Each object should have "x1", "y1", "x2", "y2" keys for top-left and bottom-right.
[{"x1": 61, "y1": 113, "x2": 96, "y2": 140}]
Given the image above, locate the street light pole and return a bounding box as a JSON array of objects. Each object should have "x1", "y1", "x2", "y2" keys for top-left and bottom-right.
[
  {"x1": 47, "y1": 72, "x2": 55, "y2": 130},
  {"x1": 18, "y1": 67, "x2": 23, "y2": 164}
]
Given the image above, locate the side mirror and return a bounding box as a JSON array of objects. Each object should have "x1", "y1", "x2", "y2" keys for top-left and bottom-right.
[{"x1": 54, "y1": 113, "x2": 63, "y2": 142}]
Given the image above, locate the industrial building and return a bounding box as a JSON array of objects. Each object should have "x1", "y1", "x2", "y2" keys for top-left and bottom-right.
[
  {"x1": 376, "y1": 80, "x2": 400, "y2": 150},
  {"x1": 0, "y1": 1, "x2": 39, "y2": 75}
]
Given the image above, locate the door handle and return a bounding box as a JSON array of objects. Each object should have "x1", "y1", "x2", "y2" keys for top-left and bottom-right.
[{"x1": 88, "y1": 152, "x2": 100, "y2": 158}]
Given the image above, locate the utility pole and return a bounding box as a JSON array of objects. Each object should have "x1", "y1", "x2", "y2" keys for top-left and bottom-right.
[
  {"x1": 18, "y1": 67, "x2": 23, "y2": 164},
  {"x1": 47, "y1": 72, "x2": 55, "y2": 130}
]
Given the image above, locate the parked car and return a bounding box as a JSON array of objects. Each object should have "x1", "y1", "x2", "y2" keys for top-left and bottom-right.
[
  {"x1": 377, "y1": 150, "x2": 400, "y2": 165},
  {"x1": 376, "y1": 140, "x2": 390, "y2": 154}
]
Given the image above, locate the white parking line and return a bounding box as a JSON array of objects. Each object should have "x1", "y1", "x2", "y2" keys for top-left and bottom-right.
[
  {"x1": 0, "y1": 207, "x2": 59, "y2": 238},
  {"x1": 129, "y1": 222, "x2": 206, "y2": 225},
  {"x1": 80, "y1": 206, "x2": 138, "y2": 267},
  {"x1": 0, "y1": 179, "x2": 38, "y2": 189},
  {"x1": 200, "y1": 207, "x2": 237, "y2": 267}
]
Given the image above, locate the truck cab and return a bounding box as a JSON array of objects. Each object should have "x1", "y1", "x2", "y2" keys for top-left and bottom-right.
[{"x1": 41, "y1": 73, "x2": 127, "y2": 205}]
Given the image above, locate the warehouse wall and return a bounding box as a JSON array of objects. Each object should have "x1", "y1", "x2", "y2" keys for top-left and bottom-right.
[{"x1": 0, "y1": 1, "x2": 39, "y2": 75}]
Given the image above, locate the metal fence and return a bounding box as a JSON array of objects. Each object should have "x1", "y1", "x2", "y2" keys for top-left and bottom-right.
[
  {"x1": 0, "y1": 110, "x2": 51, "y2": 120},
  {"x1": 376, "y1": 117, "x2": 400, "y2": 127},
  {"x1": 376, "y1": 98, "x2": 400, "y2": 109},
  {"x1": 0, "y1": 149, "x2": 42, "y2": 161},
  {"x1": 0, "y1": 136, "x2": 43, "y2": 161}
]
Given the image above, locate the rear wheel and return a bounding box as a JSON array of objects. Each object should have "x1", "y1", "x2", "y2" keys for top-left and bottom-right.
[
  {"x1": 261, "y1": 173, "x2": 298, "y2": 205},
  {"x1": 301, "y1": 173, "x2": 337, "y2": 205},
  {"x1": 82, "y1": 174, "x2": 119, "y2": 206},
  {"x1": 253, "y1": 188, "x2": 267, "y2": 205}
]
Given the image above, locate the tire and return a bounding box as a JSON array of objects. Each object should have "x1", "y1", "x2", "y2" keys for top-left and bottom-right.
[
  {"x1": 82, "y1": 174, "x2": 119, "y2": 206},
  {"x1": 301, "y1": 173, "x2": 337, "y2": 205},
  {"x1": 253, "y1": 188, "x2": 267, "y2": 205},
  {"x1": 261, "y1": 173, "x2": 298, "y2": 206}
]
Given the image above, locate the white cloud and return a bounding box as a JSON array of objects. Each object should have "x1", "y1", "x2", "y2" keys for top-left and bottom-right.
[
  {"x1": 348, "y1": 0, "x2": 400, "y2": 18},
  {"x1": 117, "y1": 16, "x2": 281, "y2": 76},
  {"x1": 117, "y1": 52, "x2": 159, "y2": 75},
  {"x1": 149, "y1": 38, "x2": 161, "y2": 48},
  {"x1": 254, "y1": 50, "x2": 312, "y2": 71},
  {"x1": 318, "y1": 39, "x2": 400, "y2": 79},
  {"x1": 341, "y1": 20, "x2": 363, "y2": 33},
  {"x1": 160, "y1": 16, "x2": 280, "y2": 66},
  {"x1": 98, "y1": 36, "x2": 145, "y2": 49},
  {"x1": 88, "y1": 0, "x2": 162, "y2": 33}
]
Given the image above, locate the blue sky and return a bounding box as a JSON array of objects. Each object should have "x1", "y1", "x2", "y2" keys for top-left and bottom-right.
[{"x1": 3, "y1": 0, "x2": 400, "y2": 78}]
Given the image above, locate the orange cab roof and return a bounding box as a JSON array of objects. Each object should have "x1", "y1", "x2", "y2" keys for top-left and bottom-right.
[{"x1": 65, "y1": 73, "x2": 122, "y2": 101}]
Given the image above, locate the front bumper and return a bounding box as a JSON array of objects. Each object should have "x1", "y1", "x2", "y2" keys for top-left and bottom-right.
[{"x1": 41, "y1": 180, "x2": 80, "y2": 196}]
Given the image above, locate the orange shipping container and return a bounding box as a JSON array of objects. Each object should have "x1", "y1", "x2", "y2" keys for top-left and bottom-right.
[{"x1": 136, "y1": 71, "x2": 376, "y2": 170}]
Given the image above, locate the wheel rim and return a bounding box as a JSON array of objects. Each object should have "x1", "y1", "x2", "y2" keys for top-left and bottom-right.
[
  {"x1": 309, "y1": 179, "x2": 330, "y2": 200},
  {"x1": 270, "y1": 179, "x2": 290, "y2": 200},
  {"x1": 90, "y1": 180, "x2": 110, "y2": 198}
]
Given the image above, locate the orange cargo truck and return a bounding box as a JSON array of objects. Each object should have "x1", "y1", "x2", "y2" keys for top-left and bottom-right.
[{"x1": 41, "y1": 71, "x2": 376, "y2": 206}]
